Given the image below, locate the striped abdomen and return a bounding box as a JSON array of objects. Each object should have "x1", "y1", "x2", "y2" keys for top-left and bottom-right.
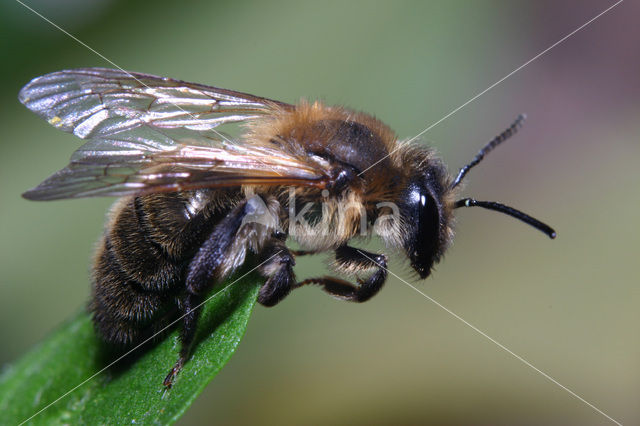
[{"x1": 89, "y1": 191, "x2": 230, "y2": 345}]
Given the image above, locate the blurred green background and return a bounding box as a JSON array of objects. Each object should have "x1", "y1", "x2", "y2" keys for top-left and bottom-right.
[{"x1": 1, "y1": 0, "x2": 638, "y2": 424}]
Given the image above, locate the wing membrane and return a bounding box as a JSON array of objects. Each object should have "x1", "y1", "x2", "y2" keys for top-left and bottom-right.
[
  {"x1": 19, "y1": 67, "x2": 291, "y2": 140},
  {"x1": 20, "y1": 68, "x2": 330, "y2": 200},
  {"x1": 23, "y1": 138, "x2": 328, "y2": 200}
]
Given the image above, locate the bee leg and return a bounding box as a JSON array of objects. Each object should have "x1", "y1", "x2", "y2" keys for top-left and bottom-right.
[
  {"x1": 257, "y1": 244, "x2": 296, "y2": 307},
  {"x1": 163, "y1": 292, "x2": 199, "y2": 388},
  {"x1": 298, "y1": 246, "x2": 388, "y2": 303},
  {"x1": 164, "y1": 200, "x2": 251, "y2": 388},
  {"x1": 290, "y1": 249, "x2": 316, "y2": 256}
]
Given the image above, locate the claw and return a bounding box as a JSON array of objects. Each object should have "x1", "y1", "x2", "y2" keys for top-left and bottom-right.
[{"x1": 163, "y1": 359, "x2": 184, "y2": 389}]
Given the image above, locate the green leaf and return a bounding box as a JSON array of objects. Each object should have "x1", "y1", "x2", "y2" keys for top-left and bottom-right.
[{"x1": 0, "y1": 275, "x2": 261, "y2": 425}]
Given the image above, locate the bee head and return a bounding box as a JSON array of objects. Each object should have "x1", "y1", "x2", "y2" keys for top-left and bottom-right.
[
  {"x1": 398, "y1": 115, "x2": 558, "y2": 279},
  {"x1": 400, "y1": 162, "x2": 453, "y2": 279}
]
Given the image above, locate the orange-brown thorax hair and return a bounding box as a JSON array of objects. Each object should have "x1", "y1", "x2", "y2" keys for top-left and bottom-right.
[
  {"x1": 242, "y1": 100, "x2": 458, "y2": 253},
  {"x1": 245, "y1": 100, "x2": 400, "y2": 199}
]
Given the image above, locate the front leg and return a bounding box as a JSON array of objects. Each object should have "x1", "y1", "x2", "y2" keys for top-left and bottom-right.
[
  {"x1": 257, "y1": 246, "x2": 388, "y2": 306},
  {"x1": 302, "y1": 246, "x2": 388, "y2": 303},
  {"x1": 289, "y1": 249, "x2": 317, "y2": 257}
]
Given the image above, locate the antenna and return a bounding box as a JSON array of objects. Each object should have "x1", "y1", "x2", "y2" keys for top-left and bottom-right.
[
  {"x1": 452, "y1": 114, "x2": 526, "y2": 189},
  {"x1": 455, "y1": 198, "x2": 556, "y2": 239}
]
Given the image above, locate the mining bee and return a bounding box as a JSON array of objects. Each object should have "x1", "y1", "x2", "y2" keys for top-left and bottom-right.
[{"x1": 19, "y1": 68, "x2": 555, "y2": 387}]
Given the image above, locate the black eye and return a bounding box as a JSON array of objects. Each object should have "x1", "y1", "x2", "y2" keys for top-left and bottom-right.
[{"x1": 402, "y1": 180, "x2": 441, "y2": 279}]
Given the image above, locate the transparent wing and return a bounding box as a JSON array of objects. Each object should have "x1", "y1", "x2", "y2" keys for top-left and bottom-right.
[
  {"x1": 22, "y1": 138, "x2": 330, "y2": 200},
  {"x1": 18, "y1": 67, "x2": 292, "y2": 140},
  {"x1": 19, "y1": 68, "x2": 330, "y2": 200}
]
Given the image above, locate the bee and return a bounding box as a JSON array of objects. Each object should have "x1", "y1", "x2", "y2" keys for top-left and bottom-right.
[{"x1": 19, "y1": 68, "x2": 555, "y2": 387}]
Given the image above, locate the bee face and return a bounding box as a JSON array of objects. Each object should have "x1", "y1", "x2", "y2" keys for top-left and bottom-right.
[
  {"x1": 19, "y1": 68, "x2": 555, "y2": 387},
  {"x1": 396, "y1": 155, "x2": 455, "y2": 278},
  {"x1": 402, "y1": 176, "x2": 447, "y2": 278}
]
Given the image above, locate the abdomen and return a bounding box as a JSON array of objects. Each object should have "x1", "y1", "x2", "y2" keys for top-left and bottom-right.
[{"x1": 89, "y1": 190, "x2": 232, "y2": 345}]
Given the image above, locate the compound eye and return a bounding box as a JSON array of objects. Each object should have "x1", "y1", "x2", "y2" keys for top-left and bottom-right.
[{"x1": 404, "y1": 182, "x2": 441, "y2": 278}]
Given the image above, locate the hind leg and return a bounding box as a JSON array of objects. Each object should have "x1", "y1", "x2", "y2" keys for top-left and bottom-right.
[{"x1": 164, "y1": 200, "x2": 254, "y2": 388}]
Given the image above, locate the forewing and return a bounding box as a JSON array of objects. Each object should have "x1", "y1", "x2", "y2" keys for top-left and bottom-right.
[
  {"x1": 18, "y1": 67, "x2": 292, "y2": 141},
  {"x1": 22, "y1": 139, "x2": 329, "y2": 200},
  {"x1": 20, "y1": 68, "x2": 329, "y2": 200}
]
